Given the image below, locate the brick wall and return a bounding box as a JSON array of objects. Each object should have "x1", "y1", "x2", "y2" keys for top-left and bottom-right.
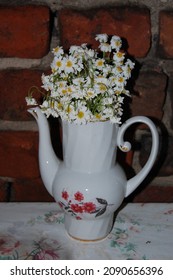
[{"x1": 0, "y1": 0, "x2": 173, "y2": 202}]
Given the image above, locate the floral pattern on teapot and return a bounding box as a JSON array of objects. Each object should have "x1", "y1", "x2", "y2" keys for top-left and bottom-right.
[{"x1": 58, "y1": 189, "x2": 113, "y2": 220}]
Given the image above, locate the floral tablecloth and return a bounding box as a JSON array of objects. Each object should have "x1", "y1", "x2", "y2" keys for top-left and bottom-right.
[{"x1": 0, "y1": 203, "x2": 173, "y2": 260}]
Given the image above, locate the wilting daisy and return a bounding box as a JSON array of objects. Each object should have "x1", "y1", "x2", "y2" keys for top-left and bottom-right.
[
  {"x1": 103, "y1": 107, "x2": 114, "y2": 118},
  {"x1": 95, "y1": 33, "x2": 108, "y2": 43},
  {"x1": 95, "y1": 83, "x2": 107, "y2": 94},
  {"x1": 102, "y1": 97, "x2": 113, "y2": 105},
  {"x1": 95, "y1": 77, "x2": 109, "y2": 94},
  {"x1": 56, "y1": 101, "x2": 63, "y2": 112},
  {"x1": 41, "y1": 74, "x2": 54, "y2": 91},
  {"x1": 40, "y1": 100, "x2": 59, "y2": 118},
  {"x1": 72, "y1": 77, "x2": 85, "y2": 87},
  {"x1": 126, "y1": 58, "x2": 135, "y2": 69},
  {"x1": 62, "y1": 103, "x2": 76, "y2": 121},
  {"x1": 109, "y1": 76, "x2": 118, "y2": 86},
  {"x1": 102, "y1": 65, "x2": 112, "y2": 76},
  {"x1": 122, "y1": 60, "x2": 135, "y2": 79},
  {"x1": 25, "y1": 96, "x2": 37, "y2": 106},
  {"x1": 86, "y1": 49, "x2": 95, "y2": 58}
]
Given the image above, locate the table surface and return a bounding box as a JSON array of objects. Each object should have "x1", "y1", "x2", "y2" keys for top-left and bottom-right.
[{"x1": 0, "y1": 202, "x2": 173, "y2": 260}]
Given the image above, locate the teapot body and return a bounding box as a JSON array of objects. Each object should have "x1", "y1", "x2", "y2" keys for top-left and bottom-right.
[
  {"x1": 52, "y1": 121, "x2": 127, "y2": 241},
  {"x1": 53, "y1": 163, "x2": 127, "y2": 241},
  {"x1": 28, "y1": 107, "x2": 159, "y2": 242}
]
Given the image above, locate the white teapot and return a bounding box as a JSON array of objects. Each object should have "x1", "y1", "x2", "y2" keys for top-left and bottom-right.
[{"x1": 29, "y1": 107, "x2": 159, "y2": 241}]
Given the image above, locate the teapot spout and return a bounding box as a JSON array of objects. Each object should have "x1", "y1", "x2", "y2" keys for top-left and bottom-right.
[{"x1": 28, "y1": 107, "x2": 61, "y2": 196}]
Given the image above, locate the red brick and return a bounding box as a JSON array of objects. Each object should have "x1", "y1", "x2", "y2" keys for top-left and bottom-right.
[
  {"x1": 11, "y1": 178, "x2": 54, "y2": 202},
  {"x1": 59, "y1": 7, "x2": 151, "y2": 57},
  {"x1": 158, "y1": 11, "x2": 173, "y2": 58},
  {"x1": 0, "y1": 131, "x2": 40, "y2": 178},
  {"x1": 0, "y1": 69, "x2": 45, "y2": 121},
  {"x1": 131, "y1": 71, "x2": 167, "y2": 119},
  {"x1": 131, "y1": 185, "x2": 173, "y2": 202},
  {"x1": 0, "y1": 5, "x2": 50, "y2": 58}
]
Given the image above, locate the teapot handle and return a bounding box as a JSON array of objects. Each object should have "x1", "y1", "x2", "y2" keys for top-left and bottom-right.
[{"x1": 117, "y1": 116, "x2": 159, "y2": 197}]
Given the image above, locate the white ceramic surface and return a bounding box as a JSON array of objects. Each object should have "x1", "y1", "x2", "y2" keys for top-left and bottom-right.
[{"x1": 28, "y1": 107, "x2": 159, "y2": 241}]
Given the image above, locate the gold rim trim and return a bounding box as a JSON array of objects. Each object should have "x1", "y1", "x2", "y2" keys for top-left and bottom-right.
[{"x1": 67, "y1": 232, "x2": 108, "y2": 243}]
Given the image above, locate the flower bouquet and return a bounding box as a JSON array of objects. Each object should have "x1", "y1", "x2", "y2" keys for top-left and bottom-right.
[{"x1": 26, "y1": 34, "x2": 134, "y2": 124}]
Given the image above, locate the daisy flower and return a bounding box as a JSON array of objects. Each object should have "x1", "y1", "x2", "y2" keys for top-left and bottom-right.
[
  {"x1": 41, "y1": 74, "x2": 54, "y2": 91},
  {"x1": 75, "y1": 105, "x2": 90, "y2": 124},
  {"x1": 95, "y1": 58, "x2": 105, "y2": 70},
  {"x1": 25, "y1": 96, "x2": 37, "y2": 106},
  {"x1": 110, "y1": 35, "x2": 122, "y2": 51},
  {"x1": 95, "y1": 33, "x2": 108, "y2": 43},
  {"x1": 52, "y1": 46, "x2": 64, "y2": 57},
  {"x1": 64, "y1": 56, "x2": 77, "y2": 74},
  {"x1": 113, "y1": 51, "x2": 125, "y2": 63},
  {"x1": 51, "y1": 57, "x2": 64, "y2": 73},
  {"x1": 59, "y1": 87, "x2": 68, "y2": 96},
  {"x1": 85, "y1": 88, "x2": 96, "y2": 99},
  {"x1": 99, "y1": 42, "x2": 111, "y2": 53}
]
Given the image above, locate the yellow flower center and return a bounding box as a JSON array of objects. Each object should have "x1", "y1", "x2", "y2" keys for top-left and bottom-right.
[
  {"x1": 87, "y1": 91, "x2": 93, "y2": 97},
  {"x1": 115, "y1": 41, "x2": 121, "y2": 47},
  {"x1": 103, "y1": 43, "x2": 109, "y2": 48},
  {"x1": 59, "y1": 82, "x2": 64, "y2": 88},
  {"x1": 97, "y1": 60, "x2": 104, "y2": 67},
  {"x1": 78, "y1": 111, "x2": 84, "y2": 119},
  {"x1": 50, "y1": 100, "x2": 54, "y2": 108},
  {"x1": 56, "y1": 61, "x2": 62, "y2": 67},
  {"x1": 66, "y1": 60, "x2": 73, "y2": 67},
  {"x1": 99, "y1": 83, "x2": 107, "y2": 91},
  {"x1": 118, "y1": 77, "x2": 124, "y2": 83},
  {"x1": 117, "y1": 66, "x2": 122, "y2": 72},
  {"x1": 62, "y1": 89, "x2": 67, "y2": 95},
  {"x1": 57, "y1": 102, "x2": 63, "y2": 109},
  {"x1": 127, "y1": 66, "x2": 131, "y2": 74},
  {"x1": 117, "y1": 52, "x2": 123, "y2": 58},
  {"x1": 95, "y1": 113, "x2": 101, "y2": 119},
  {"x1": 54, "y1": 47, "x2": 60, "y2": 53},
  {"x1": 67, "y1": 87, "x2": 73, "y2": 93}
]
